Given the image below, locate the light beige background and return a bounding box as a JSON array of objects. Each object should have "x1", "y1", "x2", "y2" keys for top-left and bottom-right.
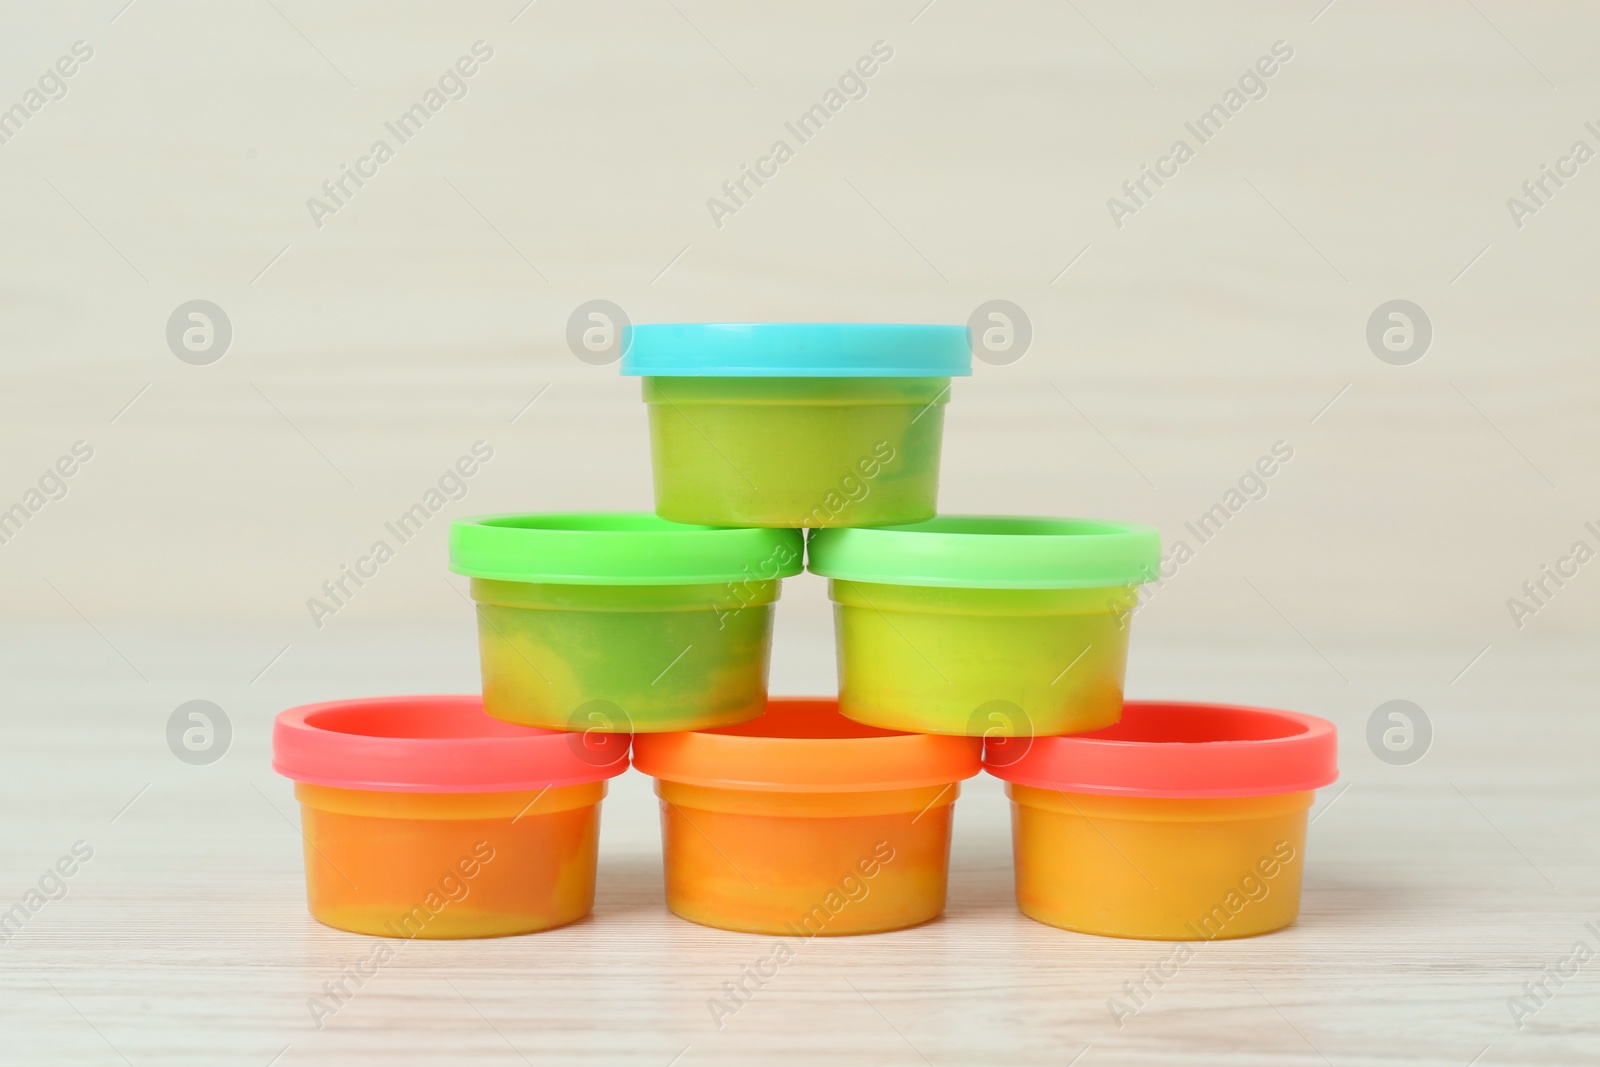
[{"x1": 1, "y1": 2, "x2": 1596, "y2": 1065}]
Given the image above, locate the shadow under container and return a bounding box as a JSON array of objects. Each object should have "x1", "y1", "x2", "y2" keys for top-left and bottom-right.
[
  {"x1": 808, "y1": 517, "x2": 1160, "y2": 736},
  {"x1": 620, "y1": 323, "x2": 972, "y2": 528},
  {"x1": 632, "y1": 698, "x2": 981, "y2": 936},
  {"x1": 985, "y1": 701, "x2": 1338, "y2": 940},
  {"x1": 272, "y1": 695, "x2": 629, "y2": 938},
  {"x1": 450, "y1": 513, "x2": 803, "y2": 733}
]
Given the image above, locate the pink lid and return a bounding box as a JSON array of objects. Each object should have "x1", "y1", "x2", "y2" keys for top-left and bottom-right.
[
  {"x1": 984, "y1": 700, "x2": 1337, "y2": 799},
  {"x1": 272, "y1": 695, "x2": 629, "y2": 793}
]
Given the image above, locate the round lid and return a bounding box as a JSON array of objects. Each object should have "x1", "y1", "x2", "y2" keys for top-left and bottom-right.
[
  {"x1": 808, "y1": 516, "x2": 1160, "y2": 589},
  {"x1": 272, "y1": 695, "x2": 629, "y2": 793},
  {"x1": 631, "y1": 697, "x2": 981, "y2": 793},
  {"x1": 450, "y1": 512, "x2": 803, "y2": 586},
  {"x1": 619, "y1": 323, "x2": 972, "y2": 378},
  {"x1": 984, "y1": 700, "x2": 1338, "y2": 798}
]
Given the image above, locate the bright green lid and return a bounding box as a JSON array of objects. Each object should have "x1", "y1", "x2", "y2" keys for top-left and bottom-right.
[
  {"x1": 807, "y1": 516, "x2": 1160, "y2": 589},
  {"x1": 450, "y1": 513, "x2": 804, "y2": 586}
]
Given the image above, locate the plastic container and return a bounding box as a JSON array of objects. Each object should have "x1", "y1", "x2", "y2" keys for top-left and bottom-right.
[
  {"x1": 985, "y1": 700, "x2": 1338, "y2": 940},
  {"x1": 450, "y1": 513, "x2": 803, "y2": 733},
  {"x1": 620, "y1": 323, "x2": 972, "y2": 528},
  {"x1": 272, "y1": 695, "x2": 629, "y2": 938},
  {"x1": 808, "y1": 517, "x2": 1161, "y2": 736},
  {"x1": 631, "y1": 697, "x2": 981, "y2": 936}
]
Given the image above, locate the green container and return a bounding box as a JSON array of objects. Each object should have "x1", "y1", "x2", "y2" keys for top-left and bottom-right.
[
  {"x1": 449, "y1": 514, "x2": 803, "y2": 733},
  {"x1": 621, "y1": 324, "x2": 972, "y2": 528},
  {"x1": 641, "y1": 376, "x2": 950, "y2": 528},
  {"x1": 808, "y1": 517, "x2": 1160, "y2": 737}
]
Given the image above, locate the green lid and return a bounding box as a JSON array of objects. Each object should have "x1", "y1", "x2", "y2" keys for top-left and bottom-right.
[
  {"x1": 807, "y1": 516, "x2": 1160, "y2": 589},
  {"x1": 450, "y1": 513, "x2": 804, "y2": 586}
]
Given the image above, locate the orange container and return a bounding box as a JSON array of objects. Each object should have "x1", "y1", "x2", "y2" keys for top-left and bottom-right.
[
  {"x1": 273, "y1": 696, "x2": 628, "y2": 938},
  {"x1": 985, "y1": 700, "x2": 1337, "y2": 940},
  {"x1": 632, "y1": 698, "x2": 980, "y2": 936}
]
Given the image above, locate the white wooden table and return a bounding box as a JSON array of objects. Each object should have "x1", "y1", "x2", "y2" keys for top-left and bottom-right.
[{"x1": 2, "y1": 624, "x2": 1595, "y2": 1066}]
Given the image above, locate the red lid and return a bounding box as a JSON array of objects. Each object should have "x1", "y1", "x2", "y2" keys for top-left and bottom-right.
[
  {"x1": 984, "y1": 700, "x2": 1337, "y2": 799},
  {"x1": 272, "y1": 695, "x2": 629, "y2": 793},
  {"x1": 633, "y1": 697, "x2": 981, "y2": 793}
]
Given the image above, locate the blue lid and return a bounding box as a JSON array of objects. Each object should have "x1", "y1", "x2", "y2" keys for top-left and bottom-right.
[{"x1": 619, "y1": 323, "x2": 972, "y2": 378}]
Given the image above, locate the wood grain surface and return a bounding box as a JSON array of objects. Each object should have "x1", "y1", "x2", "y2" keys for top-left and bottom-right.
[
  {"x1": 1, "y1": 626, "x2": 1595, "y2": 1066},
  {"x1": 2, "y1": 1, "x2": 1597, "y2": 1063}
]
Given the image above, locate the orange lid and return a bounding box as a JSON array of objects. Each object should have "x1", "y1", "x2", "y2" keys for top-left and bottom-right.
[{"x1": 631, "y1": 697, "x2": 980, "y2": 793}]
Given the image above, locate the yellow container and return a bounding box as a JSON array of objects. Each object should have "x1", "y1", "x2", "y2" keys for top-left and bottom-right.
[
  {"x1": 633, "y1": 698, "x2": 980, "y2": 936},
  {"x1": 985, "y1": 700, "x2": 1337, "y2": 941},
  {"x1": 808, "y1": 517, "x2": 1160, "y2": 736},
  {"x1": 827, "y1": 580, "x2": 1137, "y2": 736},
  {"x1": 1007, "y1": 786, "x2": 1311, "y2": 940},
  {"x1": 273, "y1": 695, "x2": 629, "y2": 939}
]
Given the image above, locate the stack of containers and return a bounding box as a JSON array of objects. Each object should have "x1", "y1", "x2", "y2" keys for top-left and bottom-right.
[{"x1": 272, "y1": 322, "x2": 1337, "y2": 941}]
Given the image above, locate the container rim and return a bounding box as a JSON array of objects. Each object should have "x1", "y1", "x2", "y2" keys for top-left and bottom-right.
[
  {"x1": 632, "y1": 697, "x2": 981, "y2": 792},
  {"x1": 984, "y1": 700, "x2": 1338, "y2": 798},
  {"x1": 272, "y1": 695, "x2": 630, "y2": 793},
  {"x1": 808, "y1": 515, "x2": 1161, "y2": 589},
  {"x1": 450, "y1": 512, "x2": 804, "y2": 586},
  {"x1": 620, "y1": 323, "x2": 973, "y2": 378}
]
